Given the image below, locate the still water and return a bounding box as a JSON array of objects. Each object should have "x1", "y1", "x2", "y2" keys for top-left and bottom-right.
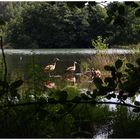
[
  {"x1": 2, "y1": 48, "x2": 137, "y2": 76},
  {"x1": 1, "y1": 49, "x2": 140, "y2": 138},
  {"x1": 1, "y1": 49, "x2": 139, "y2": 91},
  {"x1": 0, "y1": 49, "x2": 137, "y2": 90}
]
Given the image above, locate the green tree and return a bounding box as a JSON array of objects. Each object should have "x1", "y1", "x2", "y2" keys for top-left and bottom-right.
[
  {"x1": 106, "y1": 2, "x2": 140, "y2": 45},
  {"x1": 3, "y1": 1, "x2": 140, "y2": 48},
  {"x1": 5, "y1": 2, "x2": 108, "y2": 49}
]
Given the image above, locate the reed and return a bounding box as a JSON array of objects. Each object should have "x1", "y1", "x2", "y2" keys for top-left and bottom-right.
[{"x1": 80, "y1": 51, "x2": 140, "y2": 79}]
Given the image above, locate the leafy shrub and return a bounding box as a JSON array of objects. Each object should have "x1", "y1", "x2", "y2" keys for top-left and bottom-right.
[{"x1": 91, "y1": 36, "x2": 108, "y2": 50}]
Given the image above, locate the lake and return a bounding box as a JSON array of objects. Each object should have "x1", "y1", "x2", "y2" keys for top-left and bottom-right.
[
  {"x1": 0, "y1": 49, "x2": 140, "y2": 138},
  {"x1": 1, "y1": 49, "x2": 139, "y2": 89},
  {"x1": 1, "y1": 49, "x2": 137, "y2": 76}
]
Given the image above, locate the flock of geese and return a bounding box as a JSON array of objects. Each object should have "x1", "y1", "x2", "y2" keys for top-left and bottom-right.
[{"x1": 44, "y1": 58, "x2": 101, "y2": 89}]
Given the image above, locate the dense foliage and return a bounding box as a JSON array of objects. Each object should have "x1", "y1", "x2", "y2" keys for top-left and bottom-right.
[{"x1": 0, "y1": 1, "x2": 140, "y2": 48}]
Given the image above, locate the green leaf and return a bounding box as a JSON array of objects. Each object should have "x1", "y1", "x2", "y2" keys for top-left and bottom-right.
[
  {"x1": 111, "y1": 93, "x2": 116, "y2": 98},
  {"x1": 104, "y1": 65, "x2": 116, "y2": 72},
  {"x1": 10, "y1": 89, "x2": 18, "y2": 97},
  {"x1": 136, "y1": 58, "x2": 140, "y2": 66},
  {"x1": 0, "y1": 89, "x2": 6, "y2": 96},
  {"x1": 126, "y1": 63, "x2": 134, "y2": 69},
  {"x1": 17, "y1": 93, "x2": 21, "y2": 100},
  {"x1": 81, "y1": 94, "x2": 90, "y2": 100},
  {"x1": 119, "y1": 91, "x2": 124, "y2": 96},
  {"x1": 72, "y1": 96, "x2": 81, "y2": 102},
  {"x1": 38, "y1": 109, "x2": 47, "y2": 119},
  {"x1": 134, "y1": 101, "x2": 140, "y2": 106},
  {"x1": 110, "y1": 3, "x2": 118, "y2": 12},
  {"x1": 133, "y1": 108, "x2": 140, "y2": 113},
  {"x1": 0, "y1": 16, "x2": 5, "y2": 25},
  {"x1": 94, "y1": 78, "x2": 103, "y2": 88},
  {"x1": 105, "y1": 17, "x2": 112, "y2": 24},
  {"x1": 114, "y1": 16, "x2": 126, "y2": 26},
  {"x1": 115, "y1": 59, "x2": 123, "y2": 69},
  {"x1": 57, "y1": 109, "x2": 66, "y2": 114},
  {"x1": 58, "y1": 91, "x2": 68, "y2": 101},
  {"x1": 106, "y1": 95, "x2": 111, "y2": 100},
  {"x1": 39, "y1": 96, "x2": 48, "y2": 103},
  {"x1": 0, "y1": 80, "x2": 9, "y2": 88},
  {"x1": 116, "y1": 72, "x2": 123, "y2": 78},
  {"x1": 125, "y1": 2, "x2": 139, "y2": 8},
  {"x1": 88, "y1": 2, "x2": 97, "y2": 6},
  {"x1": 48, "y1": 98, "x2": 56, "y2": 102},
  {"x1": 135, "y1": 8, "x2": 140, "y2": 17},
  {"x1": 67, "y1": 2, "x2": 85, "y2": 8},
  {"x1": 117, "y1": 95, "x2": 121, "y2": 100},
  {"x1": 71, "y1": 130, "x2": 92, "y2": 137},
  {"x1": 104, "y1": 77, "x2": 113, "y2": 83},
  {"x1": 86, "y1": 91, "x2": 91, "y2": 95},
  {"x1": 122, "y1": 95, "x2": 127, "y2": 100},
  {"x1": 104, "y1": 65, "x2": 112, "y2": 71},
  {"x1": 10, "y1": 80, "x2": 23, "y2": 89},
  {"x1": 118, "y1": 5, "x2": 125, "y2": 15},
  {"x1": 92, "y1": 89, "x2": 98, "y2": 98},
  {"x1": 91, "y1": 93, "x2": 97, "y2": 99}
]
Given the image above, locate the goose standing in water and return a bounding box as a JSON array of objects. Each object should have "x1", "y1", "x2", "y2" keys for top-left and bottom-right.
[
  {"x1": 66, "y1": 61, "x2": 77, "y2": 73},
  {"x1": 84, "y1": 68, "x2": 101, "y2": 78},
  {"x1": 44, "y1": 81, "x2": 56, "y2": 89},
  {"x1": 44, "y1": 58, "x2": 60, "y2": 77}
]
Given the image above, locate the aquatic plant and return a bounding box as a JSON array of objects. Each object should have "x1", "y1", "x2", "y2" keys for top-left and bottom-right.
[{"x1": 91, "y1": 36, "x2": 108, "y2": 50}]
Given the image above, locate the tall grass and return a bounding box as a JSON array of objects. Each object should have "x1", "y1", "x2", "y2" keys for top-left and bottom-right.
[
  {"x1": 80, "y1": 52, "x2": 140, "y2": 78},
  {"x1": 111, "y1": 42, "x2": 140, "y2": 50}
]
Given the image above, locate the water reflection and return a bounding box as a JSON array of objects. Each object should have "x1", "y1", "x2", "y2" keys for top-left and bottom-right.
[
  {"x1": 42, "y1": 71, "x2": 95, "y2": 92},
  {"x1": 44, "y1": 81, "x2": 56, "y2": 89},
  {"x1": 65, "y1": 76, "x2": 76, "y2": 85}
]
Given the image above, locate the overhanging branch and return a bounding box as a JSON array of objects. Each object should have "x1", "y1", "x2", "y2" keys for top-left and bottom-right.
[{"x1": 0, "y1": 100, "x2": 139, "y2": 110}]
